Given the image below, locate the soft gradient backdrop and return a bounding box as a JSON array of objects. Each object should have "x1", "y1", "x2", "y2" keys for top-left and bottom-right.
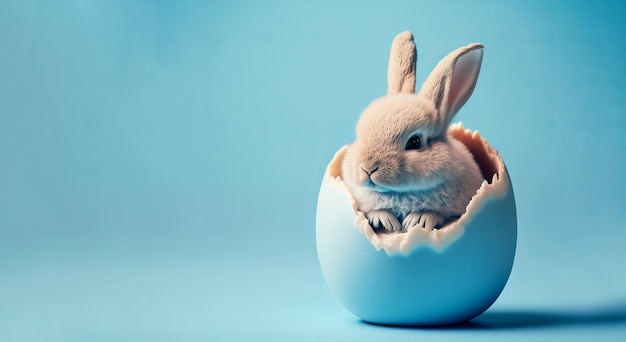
[{"x1": 1, "y1": 0, "x2": 625, "y2": 341}]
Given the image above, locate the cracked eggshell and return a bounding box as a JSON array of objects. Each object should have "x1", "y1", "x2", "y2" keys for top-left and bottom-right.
[{"x1": 316, "y1": 123, "x2": 517, "y2": 326}]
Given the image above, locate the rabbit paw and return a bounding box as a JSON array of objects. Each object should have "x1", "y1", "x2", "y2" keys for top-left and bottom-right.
[
  {"x1": 403, "y1": 211, "x2": 444, "y2": 231},
  {"x1": 366, "y1": 209, "x2": 402, "y2": 233}
]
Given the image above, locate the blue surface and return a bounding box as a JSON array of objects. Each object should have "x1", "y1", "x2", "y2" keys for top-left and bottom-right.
[{"x1": 0, "y1": 0, "x2": 625, "y2": 340}]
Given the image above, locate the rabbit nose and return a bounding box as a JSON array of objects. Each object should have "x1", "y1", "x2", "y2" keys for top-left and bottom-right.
[{"x1": 361, "y1": 164, "x2": 379, "y2": 176}]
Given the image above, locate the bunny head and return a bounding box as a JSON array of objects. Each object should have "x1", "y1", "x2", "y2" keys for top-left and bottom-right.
[{"x1": 344, "y1": 31, "x2": 484, "y2": 194}]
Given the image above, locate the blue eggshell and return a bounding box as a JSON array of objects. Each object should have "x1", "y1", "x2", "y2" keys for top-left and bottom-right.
[{"x1": 316, "y1": 144, "x2": 517, "y2": 326}]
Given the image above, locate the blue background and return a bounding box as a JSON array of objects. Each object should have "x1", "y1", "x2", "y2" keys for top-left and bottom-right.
[{"x1": 1, "y1": 0, "x2": 625, "y2": 340}]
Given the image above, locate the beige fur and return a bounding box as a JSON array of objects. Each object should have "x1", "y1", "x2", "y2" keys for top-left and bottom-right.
[
  {"x1": 342, "y1": 32, "x2": 485, "y2": 232},
  {"x1": 388, "y1": 31, "x2": 417, "y2": 95}
]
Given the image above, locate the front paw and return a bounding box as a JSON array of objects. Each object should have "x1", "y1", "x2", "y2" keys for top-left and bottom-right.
[
  {"x1": 366, "y1": 209, "x2": 402, "y2": 233},
  {"x1": 403, "y1": 211, "x2": 444, "y2": 231}
]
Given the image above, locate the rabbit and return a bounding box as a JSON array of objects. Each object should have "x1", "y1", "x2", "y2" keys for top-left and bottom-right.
[{"x1": 341, "y1": 31, "x2": 485, "y2": 233}]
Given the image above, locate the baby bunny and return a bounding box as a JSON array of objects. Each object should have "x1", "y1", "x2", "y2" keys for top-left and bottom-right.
[{"x1": 342, "y1": 31, "x2": 485, "y2": 232}]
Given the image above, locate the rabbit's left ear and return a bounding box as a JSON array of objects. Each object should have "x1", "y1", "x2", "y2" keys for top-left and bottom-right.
[
  {"x1": 418, "y1": 43, "x2": 484, "y2": 124},
  {"x1": 387, "y1": 31, "x2": 417, "y2": 95}
]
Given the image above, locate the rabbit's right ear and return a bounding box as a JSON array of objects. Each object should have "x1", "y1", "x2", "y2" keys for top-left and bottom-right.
[
  {"x1": 387, "y1": 31, "x2": 417, "y2": 95},
  {"x1": 418, "y1": 43, "x2": 484, "y2": 126}
]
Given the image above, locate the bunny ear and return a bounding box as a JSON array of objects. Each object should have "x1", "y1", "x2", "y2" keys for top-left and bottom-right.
[
  {"x1": 418, "y1": 43, "x2": 484, "y2": 125},
  {"x1": 387, "y1": 31, "x2": 417, "y2": 95}
]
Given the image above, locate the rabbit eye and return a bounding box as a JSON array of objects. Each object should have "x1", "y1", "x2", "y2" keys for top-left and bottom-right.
[{"x1": 406, "y1": 134, "x2": 422, "y2": 150}]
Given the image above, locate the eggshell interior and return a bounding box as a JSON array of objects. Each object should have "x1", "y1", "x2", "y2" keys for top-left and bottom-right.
[{"x1": 316, "y1": 122, "x2": 517, "y2": 326}]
